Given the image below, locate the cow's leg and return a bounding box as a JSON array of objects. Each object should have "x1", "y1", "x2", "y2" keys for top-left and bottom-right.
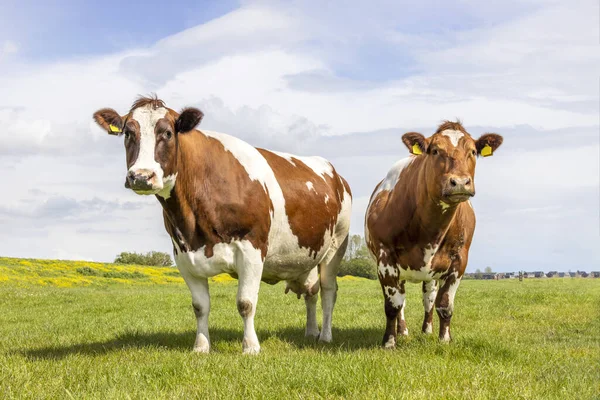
[
  {"x1": 382, "y1": 279, "x2": 406, "y2": 348},
  {"x1": 178, "y1": 267, "x2": 211, "y2": 353},
  {"x1": 304, "y1": 293, "x2": 320, "y2": 338},
  {"x1": 435, "y1": 274, "x2": 461, "y2": 342},
  {"x1": 395, "y1": 282, "x2": 409, "y2": 336},
  {"x1": 235, "y1": 247, "x2": 264, "y2": 354},
  {"x1": 304, "y1": 267, "x2": 320, "y2": 338},
  {"x1": 421, "y1": 280, "x2": 438, "y2": 334},
  {"x1": 318, "y1": 236, "x2": 348, "y2": 343}
]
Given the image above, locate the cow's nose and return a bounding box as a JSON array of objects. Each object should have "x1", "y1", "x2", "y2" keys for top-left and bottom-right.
[
  {"x1": 127, "y1": 169, "x2": 156, "y2": 190},
  {"x1": 449, "y1": 176, "x2": 471, "y2": 187}
]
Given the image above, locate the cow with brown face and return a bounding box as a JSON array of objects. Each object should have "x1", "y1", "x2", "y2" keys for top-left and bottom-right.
[
  {"x1": 93, "y1": 96, "x2": 352, "y2": 354},
  {"x1": 365, "y1": 121, "x2": 502, "y2": 347}
]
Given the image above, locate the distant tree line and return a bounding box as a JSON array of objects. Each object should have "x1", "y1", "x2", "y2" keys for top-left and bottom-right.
[
  {"x1": 339, "y1": 235, "x2": 378, "y2": 279},
  {"x1": 114, "y1": 251, "x2": 173, "y2": 267}
]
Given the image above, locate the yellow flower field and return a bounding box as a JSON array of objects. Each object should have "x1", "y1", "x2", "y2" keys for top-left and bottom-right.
[{"x1": 0, "y1": 257, "x2": 364, "y2": 287}]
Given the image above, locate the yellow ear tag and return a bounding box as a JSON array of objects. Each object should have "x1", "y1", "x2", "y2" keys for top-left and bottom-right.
[
  {"x1": 109, "y1": 124, "x2": 121, "y2": 133},
  {"x1": 481, "y1": 144, "x2": 493, "y2": 157},
  {"x1": 412, "y1": 143, "x2": 422, "y2": 155}
]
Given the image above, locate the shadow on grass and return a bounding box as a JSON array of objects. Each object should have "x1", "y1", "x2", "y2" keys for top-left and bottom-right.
[
  {"x1": 20, "y1": 326, "x2": 383, "y2": 360},
  {"x1": 19, "y1": 326, "x2": 516, "y2": 361}
]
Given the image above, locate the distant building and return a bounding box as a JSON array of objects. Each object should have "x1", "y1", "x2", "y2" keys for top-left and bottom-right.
[{"x1": 591, "y1": 271, "x2": 600, "y2": 278}]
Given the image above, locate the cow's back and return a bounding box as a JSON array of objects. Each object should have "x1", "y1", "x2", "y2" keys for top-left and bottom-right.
[{"x1": 258, "y1": 149, "x2": 352, "y2": 278}]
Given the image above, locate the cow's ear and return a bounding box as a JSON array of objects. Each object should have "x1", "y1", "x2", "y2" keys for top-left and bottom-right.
[
  {"x1": 402, "y1": 132, "x2": 428, "y2": 155},
  {"x1": 476, "y1": 133, "x2": 503, "y2": 157},
  {"x1": 93, "y1": 108, "x2": 124, "y2": 135},
  {"x1": 175, "y1": 107, "x2": 204, "y2": 134}
]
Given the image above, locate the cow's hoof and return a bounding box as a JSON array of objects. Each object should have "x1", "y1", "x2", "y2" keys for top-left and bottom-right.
[
  {"x1": 242, "y1": 338, "x2": 261, "y2": 355},
  {"x1": 382, "y1": 337, "x2": 396, "y2": 349},
  {"x1": 193, "y1": 345, "x2": 210, "y2": 354},
  {"x1": 193, "y1": 335, "x2": 210, "y2": 353},
  {"x1": 242, "y1": 346, "x2": 261, "y2": 355},
  {"x1": 399, "y1": 328, "x2": 409, "y2": 337},
  {"x1": 422, "y1": 323, "x2": 433, "y2": 334},
  {"x1": 305, "y1": 328, "x2": 320, "y2": 339},
  {"x1": 318, "y1": 331, "x2": 332, "y2": 343}
]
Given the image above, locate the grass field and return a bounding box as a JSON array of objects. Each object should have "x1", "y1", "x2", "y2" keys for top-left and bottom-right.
[{"x1": 0, "y1": 257, "x2": 599, "y2": 399}]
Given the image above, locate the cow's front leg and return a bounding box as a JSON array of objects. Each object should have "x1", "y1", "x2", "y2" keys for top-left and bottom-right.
[
  {"x1": 305, "y1": 293, "x2": 320, "y2": 338},
  {"x1": 179, "y1": 269, "x2": 211, "y2": 353},
  {"x1": 435, "y1": 273, "x2": 461, "y2": 342},
  {"x1": 421, "y1": 280, "x2": 438, "y2": 334},
  {"x1": 381, "y1": 279, "x2": 406, "y2": 349},
  {"x1": 236, "y1": 249, "x2": 264, "y2": 354}
]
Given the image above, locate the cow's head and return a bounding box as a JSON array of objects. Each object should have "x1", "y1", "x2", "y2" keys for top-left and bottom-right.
[
  {"x1": 93, "y1": 96, "x2": 203, "y2": 196},
  {"x1": 402, "y1": 121, "x2": 503, "y2": 205}
]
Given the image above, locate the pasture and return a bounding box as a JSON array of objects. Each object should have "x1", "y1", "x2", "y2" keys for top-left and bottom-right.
[{"x1": 0, "y1": 257, "x2": 598, "y2": 399}]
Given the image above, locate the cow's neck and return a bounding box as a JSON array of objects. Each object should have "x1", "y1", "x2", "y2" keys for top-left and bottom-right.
[
  {"x1": 155, "y1": 133, "x2": 212, "y2": 251},
  {"x1": 415, "y1": 184, "x2": 458, "y2": 244},
  {"x1": 393, "y1": 161, "x2": 459, "y2": 246}
]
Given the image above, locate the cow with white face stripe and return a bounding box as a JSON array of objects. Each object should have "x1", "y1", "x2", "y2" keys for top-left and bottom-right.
[
  {"x1": 365, "y1": 121, "x2": 502, "y2": 347},
  {"x1": 93, "y1": 96, "x2": 352, "y2": 354}
]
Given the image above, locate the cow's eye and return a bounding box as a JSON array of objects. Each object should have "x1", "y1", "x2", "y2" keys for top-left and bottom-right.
[
  {"x1": 471, "y1": 149, "x2": 476, "y2": 156},
  {"x1": 124, "y1": 131, "x2": 130, "y2": 139},
  {"x1": 432, "y1": 149, "x2": 439, "y2": 156},
  {"x1": 165, "y1": 131, "x2": 172, "y2": 139}
]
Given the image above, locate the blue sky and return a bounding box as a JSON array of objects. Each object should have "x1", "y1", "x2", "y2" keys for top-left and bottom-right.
[
  {"x1": 1, "y1": 0, "x2": 238, "y2": 61},
  {"x1": 1, "y1": 0, "x2": 598, "y2": 271}
]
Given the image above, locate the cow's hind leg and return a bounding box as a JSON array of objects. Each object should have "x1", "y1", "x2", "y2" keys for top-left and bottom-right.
[
  {"x1": 435, "y1": 273, "x2": 461, "y2": 342},
  {"x1": 235, "y1": 246, "x2": 264, "y2": 354},
  {"x1": 318, "y1": 235, "x2": 348, "y2": 343},
  {"x1": 422, "y1": 280, "x2": 438, "y2": 334},
  {"x1": 381, "y1": 279, "x2": 406, "y2": 348}
]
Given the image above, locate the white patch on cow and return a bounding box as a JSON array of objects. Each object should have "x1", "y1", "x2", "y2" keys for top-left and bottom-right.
[
  {"x1": 423, "y1": 243, "x2": 439, "y2": 270},
  {"x1": 383, "y1": 285, "x2": 404, "y2": 308},
  {"x1": 424, "y1": 322, "x2": 433, "y2": 334},
  {"x1": 157, "y1": 173, "x2": 177, "y2": 199},
  {"x1": 174, "y1": 240, "x2": 238, "y2": 278},
  {"x1": 272, "y1": 150, "x2": 334, "y2": 181},
  {"x1": 439, "y1": 201, "x2": 450, "y2": 213},
  {"x1": 441, "y1": 129, "x2": 464, "y2": 147},
  {"x1": 324, "y1": 194, "x2": 329, "y2": 204},
  {"x1": 392, "y1": 244, "x2": 440, "y2": 283},
  {"x1": 399, "y1": 301, "x2": 409, "y2": 336},
  {"x1": 306, "y1": 181, "x2": 315, "y2": 192},
  {"x1": 383, "y1": 335, "x2": 396, "y2": 349},
  {"x1": 270, "y1": 151, "x2": 296, "y2": 166},
  {"x1": 366, "y1": 157, "x2": 415, "y2": 211},
  {"x1": 129, "y1": 105, "x2": 168, "y2": 188},
  {"x1": 378, "y1": 264, "x2": 398, "y2": 278},
  {"x1": 441, "y1": 326, "x2": 451, "y2": 342},
  {"x1": 365, "y1": 157, "x2": 414, "y2": 243}
]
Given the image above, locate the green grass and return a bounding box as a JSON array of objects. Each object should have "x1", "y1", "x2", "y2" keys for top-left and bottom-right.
[{"x1": 0, "y1": 259, "x2": 599, "y2": 399}]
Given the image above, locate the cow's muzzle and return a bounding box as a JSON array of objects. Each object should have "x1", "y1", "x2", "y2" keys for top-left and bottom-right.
[
  {"x1": 126, "y1": 169, "x2": 157, "y2": 192},
  {"x1": 443, "y1": 176, "x2": 475, "y2": 203}
]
